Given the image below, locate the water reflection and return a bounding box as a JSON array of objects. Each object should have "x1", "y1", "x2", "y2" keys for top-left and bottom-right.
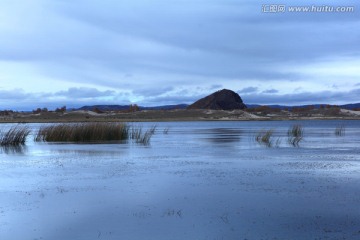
[
  {"x1": 0, "y1": 145, "x2": 27, "y2": 154},
  {"x1": 196, "y1": 128, "x2": 243, "y2": 143}
]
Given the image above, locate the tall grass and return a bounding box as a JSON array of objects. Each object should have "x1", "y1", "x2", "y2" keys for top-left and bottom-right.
[
  {"x1": 335, "y1": 125, "x2": 345, "y2": 136},
  {"x1": 35, "y1": 123, "x2": 129, "y2": 142},
  {"x1": 288, "y1": 124, "x2": 303, "y2": 147},
  {"x1": 149, "y1": 125, "x2": 157, "y2": 135},
  {"x1": 129, "y1": 125, "x2": 156, "y2": 145},
  {"x1": 130, "y1": 126, "x2": 142, "y2": 140},
  {"x1": 255, "y1": 129, "x2": 280, "y2": 147},
  {"x1": 35, "y1": 123, "x2": 156, "y2": 145},
  {"x1": 135, "y1": 130, "x2": 153, "y2": 145},
  {"x1": 0, "y1": 125, "x2": 30, "y2": 146}
]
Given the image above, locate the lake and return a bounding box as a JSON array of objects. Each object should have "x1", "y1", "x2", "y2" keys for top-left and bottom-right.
[{"x1": 1, "y1": 120, "x2": 360, "y2": 240}]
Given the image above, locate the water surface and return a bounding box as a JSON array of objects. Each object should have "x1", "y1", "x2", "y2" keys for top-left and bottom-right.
[{"x1": 1, "y1": 120, "x2": 360, "y2": 240}]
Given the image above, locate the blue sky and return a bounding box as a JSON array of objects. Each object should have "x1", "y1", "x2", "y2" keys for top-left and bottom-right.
[{"x1": 1, "y1": 0, "x2": 359, "y2": 110}]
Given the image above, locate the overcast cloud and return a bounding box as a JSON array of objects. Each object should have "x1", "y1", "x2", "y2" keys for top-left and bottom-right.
[{"x1": 0, "y1": 0, "x2": 359, "y2": 110}]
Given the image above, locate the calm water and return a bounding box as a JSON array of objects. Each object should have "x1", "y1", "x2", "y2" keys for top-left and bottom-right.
[{"x1": 1, "y1": 120, "x2": 360, "y2": 240}]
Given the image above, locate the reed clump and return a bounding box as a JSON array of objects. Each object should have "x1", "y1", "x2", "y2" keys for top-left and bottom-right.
[
  {"x1": 288, "y1": 124, "x2": 303, "y2": 147},
  {"x1": 136, "y1": 130, "x2": 153, "y2": 145},
  {"x1": 0, "y1": 126, "x2": 31, "y2": 146},
  {"x1": 335, "y1": 125, "x2": 345, "y2": 136},
  {"x1": 130, "y1": 125, "x2": 156, "y2": 145},
  {"x1": 255, "y1": 129, "x2": 279, "y2": 147},
  {"x1": 35, "y1": 123, "x2": 129, "y2": 142}
]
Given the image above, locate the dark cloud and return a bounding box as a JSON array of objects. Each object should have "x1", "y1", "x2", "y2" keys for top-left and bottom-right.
[
  {"x1": 238, "y1": 87, "x2": 258, "y2": 94},
  {"x1": 0, "y1": 88, "x2": 130, "y2": 111},
  {"x1": 262, "y1": 89, "x2": 279, "y2": 94},
  {"x1": 0, "y1": 89, "x2": 30, "y2": 100},
  {"x1": 243, "y1": 88, "x2": 360, "y2": 105}
]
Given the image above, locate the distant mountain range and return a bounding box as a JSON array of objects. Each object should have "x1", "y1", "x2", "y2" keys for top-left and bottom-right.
[
  {"x1": 77, "y1": 103, "x2": 360, "y2": 111},
  {"x1": 76, "y1": 88, "x2": 360, "y2": 112}
]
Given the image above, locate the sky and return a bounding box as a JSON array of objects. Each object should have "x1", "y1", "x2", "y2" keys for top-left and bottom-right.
[{"x1": 0, "y1": 0, "x2": 359, "y2": 110}]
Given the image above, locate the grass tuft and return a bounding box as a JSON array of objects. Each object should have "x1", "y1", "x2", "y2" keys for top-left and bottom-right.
[
  {"x1": 148, "y1": 125, "x2": 157, "y2": 135},
  {"x1": 0, "y1": 125, "x2": 30, "y2": 146},
  {"x1": 255, "y1": 129, "x2": 278, "y2": 147},
  {"x1": 287, "y1": 124, "x2": 303, "y2": 147},
  {"x1": 129, "y1": 125, "x2": 156, "y2": 145}
]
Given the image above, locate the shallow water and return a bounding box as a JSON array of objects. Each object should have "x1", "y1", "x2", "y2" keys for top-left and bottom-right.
[{"x1": 1, "y1": 120, "x2": 360, "y2": 240}]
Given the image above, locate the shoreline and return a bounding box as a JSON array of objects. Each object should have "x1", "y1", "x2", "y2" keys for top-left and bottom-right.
[{"x1": 1, "y1": 109, "x2": 360, "y2": 123}]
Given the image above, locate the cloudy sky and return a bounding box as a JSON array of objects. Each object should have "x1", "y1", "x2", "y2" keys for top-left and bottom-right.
[{"x1": 1, "y1": 0, "x2": 359, "y2": 110}]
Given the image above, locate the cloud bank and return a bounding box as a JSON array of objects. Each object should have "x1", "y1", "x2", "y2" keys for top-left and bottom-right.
[{"x1": 0, "y1": 0, "x2": 359, "y2": 109}]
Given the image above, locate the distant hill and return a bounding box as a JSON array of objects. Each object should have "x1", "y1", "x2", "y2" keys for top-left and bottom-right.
[
  {"x1": 187, "y1": 89, "x2": 247, "y2": 110},
  {"x1": 340, "y1": 103, "x2": 360, "y2": 110},
  {"x1": 78, "y1": 105, "x2": 129, "y2": 111}
]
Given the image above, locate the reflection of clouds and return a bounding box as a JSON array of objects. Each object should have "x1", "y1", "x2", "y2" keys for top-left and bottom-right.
[
  {"x1": 197, "y1": 128, "x2": 243, "y2": 144},
  {"x1": 0, "y1": 145, "x2": 27, "y2": 155}
]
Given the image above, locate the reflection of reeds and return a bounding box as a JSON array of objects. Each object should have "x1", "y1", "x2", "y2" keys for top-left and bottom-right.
[
  {"x1": 0, "y1": 126, "x2": 30, "y2": 146},
  {"x1": 288, "y1": 124, "x2": 303, "y2": 147},
  {"x1": 1, "y1": 145, "x2": 27, "y2": 154},
  {"x1": 256, "y1": 129, "x2": 279, "y2": 147},
  {"x1": 335, "y1": 125, "x2": 345, "y2": 136},
  {"x1": 35, "y1": 123, "x2": 129, "y2": 142}
]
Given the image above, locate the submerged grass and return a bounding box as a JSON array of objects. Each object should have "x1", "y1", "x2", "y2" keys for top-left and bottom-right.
[
  {"x1": 0, "y1": 125, "x2": 30, "y2": 146},
  {"x1": 287, "y1": 124, "x2": 303, "y2": 147},
  {"x1": 35, "y1": 123, "x2": 129, "y2": 143}
]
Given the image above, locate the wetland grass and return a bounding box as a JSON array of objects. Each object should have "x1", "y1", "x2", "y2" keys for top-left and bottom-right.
[
  {"x1": 34, "y1": 123, "x2": 156, "y2": 145},
  {"x1": 255, "y1": 129, "x2": 280, "y2": 147},
  {"x1": 135, "y1": 130, "x2": 153, "y2": 145},
  {"x1": 0, "y1": 125, "x2": 30, "y2": 146},
  {"x1": 35, "y1": 122, "x2": 129, "y2": 143},
  {"x1": 129, "y1": 125, "x2": 156, "y2": 145},
  {"x1": 287, "y1": 124, "x2": 303, "y2": 147}
]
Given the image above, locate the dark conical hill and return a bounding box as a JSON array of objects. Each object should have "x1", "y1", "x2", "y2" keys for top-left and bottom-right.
[{"x1": 187, "y1": 89, "x2": 246, "y2": 110}]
